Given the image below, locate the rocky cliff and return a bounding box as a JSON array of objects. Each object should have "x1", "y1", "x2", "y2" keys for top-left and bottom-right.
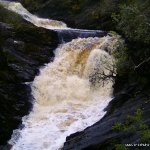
[{"x1": 0, "y1": 7, "x2": 58, "y2": 148}]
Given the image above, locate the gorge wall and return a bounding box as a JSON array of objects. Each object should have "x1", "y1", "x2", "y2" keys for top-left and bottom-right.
[{"x1": 0, "y1": 6, "x2": 58, "y2": 149}]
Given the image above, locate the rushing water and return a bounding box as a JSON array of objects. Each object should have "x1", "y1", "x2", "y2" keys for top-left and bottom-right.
[
  {"x1": 0, "y1": 0, "x2": 67, "y2": 29},
  {"x1": 0, "y1": 1, "x2": 119, "y2": 150}
]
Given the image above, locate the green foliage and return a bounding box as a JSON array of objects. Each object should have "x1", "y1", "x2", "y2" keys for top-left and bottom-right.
[
  {"x1": 110, "y1": 32, "x2": 132, "y2": 76},
  {"x1": 113, "y1": 45, "x2": 130, "y2": 76},
  {"x1": 127, "y1": 109, "x2": 147, "y2": 130},
  {"x1": 112, "y1": 0, "x2": 150, "y2": 44},
  {"x1": 112, "y1": 123, "x2": 124, "y2": 131},
  {"x1": 115, "y1": 144, "x2": 128, "y2": 150},
  {"x1": 111, "y1": 0, "x2": 150, "y2": 85},
  {"x1": 98, "y1": 0, "x2": 119, "y2": 16},
  {"x1": 140, "y1": 130, "x2": 150, "y2": 143},
  {"x1": 112, "y1": 109, "x2": 150, "y2": 143}
]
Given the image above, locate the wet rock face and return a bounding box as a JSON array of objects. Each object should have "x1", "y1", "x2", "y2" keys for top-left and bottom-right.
[{"x1": 0, "y1": 20, "x2": 58, "y2": 146}]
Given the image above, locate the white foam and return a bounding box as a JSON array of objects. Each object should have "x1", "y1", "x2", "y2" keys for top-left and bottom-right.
[
  {"x1": 10, "y1": 96, "x2": 112, "y2": 150},
  {"x1": 9, "y1": 36, "x2": 118, "y2": 150}
]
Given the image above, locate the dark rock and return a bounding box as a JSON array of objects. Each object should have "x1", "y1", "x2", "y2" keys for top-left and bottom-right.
[
  {"x1": 20, "y1": 0, "x2": 120, "y2": 31},
  {"x1": 0, "y1": 9, "x2": 58, "y2": 147},
  {"x1": 63, "y1": 82, "x2": 150, "y2": 150}
]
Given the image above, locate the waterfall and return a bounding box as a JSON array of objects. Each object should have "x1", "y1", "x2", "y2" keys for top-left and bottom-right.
[
  {"x1": 56, "y1": 29, "x2": 107, "y2": 43},
  {"x1": 0, "y1": 0, "x2": 107, "y2": 42},
  {"x1": 0, "y1": 0, "x2": 67, "y2": 29},
  {"x1": 9, "y1": 36, "x2": 118, "y2": 150},
  {"x1": 0, "y1": 1, "x2": 119, "y2": 150}
]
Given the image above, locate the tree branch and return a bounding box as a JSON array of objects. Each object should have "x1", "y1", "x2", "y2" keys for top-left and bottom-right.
[{"x1": 134, "y1": 56, "x2": 150, "y2": 70}]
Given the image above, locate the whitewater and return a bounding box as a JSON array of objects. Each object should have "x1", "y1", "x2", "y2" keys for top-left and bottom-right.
[{"x1": 0, "y1": 1, "x2": 119, "y2": 150}]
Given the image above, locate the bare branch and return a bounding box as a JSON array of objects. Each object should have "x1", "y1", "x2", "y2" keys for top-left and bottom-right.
[{"x1": 134, "y1": 56, "x2": 150, "y2": 70}]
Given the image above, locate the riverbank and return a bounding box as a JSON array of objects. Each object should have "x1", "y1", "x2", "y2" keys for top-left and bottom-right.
[{"x1": 0, "y1": 6, "x2": 58, "y2": 148}]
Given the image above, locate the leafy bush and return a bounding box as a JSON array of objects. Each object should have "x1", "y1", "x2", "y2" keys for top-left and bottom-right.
[
  {"x1": 112, "y1": 109, "x2": 150, "y2": 143},
  {"x1": 111, "y1": 0, "x2": 150, "y2": 88},
  {"x1": 140, "y1": 130, "x2": 150, "y2": 143},
  {"x1": 112, "y1": 0, "x2": 150, "y2": 44},
  {"x1": 115, "y1": 144, "x2": 128, "y2": 150}
]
